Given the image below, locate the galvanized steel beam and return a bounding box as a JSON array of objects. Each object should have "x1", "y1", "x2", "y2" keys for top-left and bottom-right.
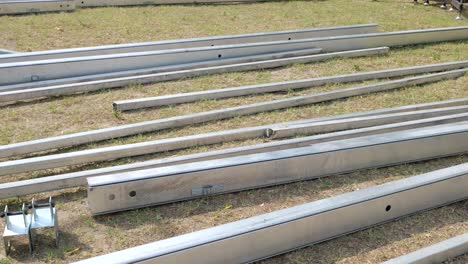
[
  {"x1": 0, "y1": 0, "x2": 75, "y2": 15},
  {"x1": 86, "y1": 122, "x2": 468, "y2": 214},
  {"x1": 266, "y1": 105, "x2": 468, "y2": 138},
  {"x1": 382, "y1": 233, "x2": 468, "y2": 264},
  {"x1": 76, "y1": 0, "x2": 283, "y2": 7},
  {"x1": 2, "y1": 112, "x2": 468, "y2": 199},
  {"x1": 0, "y1": 40, "x2": 325, "y2": 86},
  {"x1": 0, "y1": 47, "x2": 388, "y2": 102},
  {"x1": 6, "y1": 92, "x2": 462, "y2": 159},
  {"x1": 0, "y1": 68, "x2": 463, "y2": 159},
  {"x1": 1, "y1": 26, "x2": 467, "y2": 86},
  {"x1": 77, "y1": 163, "x2": 468, "y2": 263},
  {"x1": 0, "y1": 24, "x2": 378, "y2": 63},
  {"x1": 0, "y1": 48, "x2": 323, "y2": 93},
  {"x1": 2, "y1": 105, "x2": 468, "y2": 176},
  {"x1": 113, "y1": 60, "x2": 468, "y2": 110}
]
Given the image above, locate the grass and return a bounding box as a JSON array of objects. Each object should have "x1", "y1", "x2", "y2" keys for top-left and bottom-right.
[{"x1": 0, "y1": 0, "x2": 467, "y2": 263}]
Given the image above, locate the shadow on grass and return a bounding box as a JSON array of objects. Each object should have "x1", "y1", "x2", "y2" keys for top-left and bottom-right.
[{"x1": 1, "y1": 229, "x2": 90, "y2": 263}]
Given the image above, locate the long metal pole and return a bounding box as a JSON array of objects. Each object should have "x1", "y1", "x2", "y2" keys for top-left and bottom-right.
[
  {"x1": 0, "y1": 0, "x2": 75, "y2": 15},
  {"x1": 382, "y1": 233, "x2": 468, "y2": 264},
  {"x1": 2, "y1": 112, "x2": 467, "y2": 199},
  {"x1": 267, "y1": 105, "x2": 468, "y2": 138},
  {"x1": 0, "y1": 47, "x2": 323, "y2": 93},
  {"x1": 76, "y1": 163, "x2": 468, "y2": 263},
  {"x1": 2, "y1": 26, "x2": 468, "y2": 87},
  {"x1": 0, "y1": 24, "x2": 378, "y2": 63},
  {"x1": 0, "y1": 40, "x2": 326, "y2": 86},
  {"x1": 0, "y1": 48, "x2": 388, "y2": 102},
  {"x1": 2, "y1": 105, "x2": 468, "y2": 176},
  {"x1": 2, "y1": 26, "x2": 468, "y2": 86},
  {"x1": 86, "y1": 122, "x2": 468, "y2": 215},
  {"x1": 113, "y1": 60, "x2": 468, "y2": 111},
  {"x1": 75, "y1": 0, "x2": 303, "y2": 7},
  {"x1": 0, "y1": 49, "x2": 17, "y2": 55},
  {"x1": 4, "y1": 95, "x2": 466, "y2": 159},
  {"x1": 0, "y1": 68, "x2": 464, "y2": 159}
]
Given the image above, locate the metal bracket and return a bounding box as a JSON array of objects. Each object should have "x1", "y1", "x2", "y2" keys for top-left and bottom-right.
[
  {"x1": 30, "y1": 197, "x2": 59, "y2": 247},
  {"x1": 1, "y1": 197, "x2": 58, "y2": 255},
  {"x1": 2, "y1": 204, "x2": 33, "y2": 255}
]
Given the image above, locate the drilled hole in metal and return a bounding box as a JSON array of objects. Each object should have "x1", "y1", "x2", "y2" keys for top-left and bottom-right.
[
  {"x1": 109, "y1": 194, "x2": 115, "y2": 200},
  {"x1": 129, "y1": 191, "x2": 136, "y2": 197},
  {"x1": 385, "y1": 205, "x2": 392, "y2": 212}
]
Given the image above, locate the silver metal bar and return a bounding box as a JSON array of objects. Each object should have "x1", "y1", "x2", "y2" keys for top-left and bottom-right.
[
  {"x1": 382, "y1": 233, "x2": 468, "y2": 264},
  {"x1": 0, "y1": 0, "x2": 75, "y2": 15},
  {"x1": 0, "y1": 68, "x2": 462, "y2": 160},
  {"x1": 0, "y1": 40, "x2": 325, "y2": 86},
  {"x1": 77, "y1": 163, "x2": 468, "y2": 263},
  {"x1": 113, "y1": 60, "x2": 468, "y2": 110},
  {"x1": 0, "y1": 48, "x2": 323, "y2": 93},
  {"x1": 0, "y1": 47, "x2": 388, "y2": 102},
  {"x1": 1, "y1": 26, "x2": 467, "y2": 86},
  {"x1": 76, "y1": 0, "x2": 286, "y2": 7},
  {"x1": 267, "y1": 105, "x2": 468, "y2": 139},
  {"x1": 0, "y1": 49, "x2": 17, "y2": 55},
  {"x1": 2, "y1": 112, "x2": 468, "y2": 199},
  {"x1": 87, "y1": 122, "x2": 468, "y2": 215},
  {"x1": 2, "y1": 105, "x2": 468, "y2": 176},
  {"x1": 6, "y1": 92, "x2": 464, "y2": 160},
  {"x1": 0, "y1": 24, "x2": 378, "y2": 63}
]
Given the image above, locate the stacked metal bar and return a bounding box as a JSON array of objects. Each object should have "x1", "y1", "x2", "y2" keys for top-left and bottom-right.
[
  {"x1": 75, "y1": 163, "x2": 468, "y2": 263},
  {"x1": 1, "y1": 26, "x2": 467, "y2": 103},
  {"x1": 1, "y1": 24, "x2": 467, "y2": 262}
]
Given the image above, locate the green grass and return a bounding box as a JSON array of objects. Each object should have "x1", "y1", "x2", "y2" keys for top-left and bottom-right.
[{"x1": 0, "y1": 0, "x2": 467, "y2": 263}]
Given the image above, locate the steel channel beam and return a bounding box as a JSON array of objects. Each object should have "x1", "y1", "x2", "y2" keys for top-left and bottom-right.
[
  {"x1": 113, "y1": 60, "x2": 468, "y2": 110},
  {"x1": 77, "y1": 163, "x2": 468, "y2": 263},
  {"x1": 382, "y1": 233, "x2": 468, "y2": 264},
  {"x1": 2, "y1": 112, "x2": 468, "y2": 199},
  {"x1": 0, "y1": 68, "x2": 463, "y2": 159},
  {"x1": 0, "y1": 48, "x2": 323, "y2": 93},
  {"x1": 1, "y1": 26, "x2": 467, "y2": 86},
  {"x1": 0, "y1": 0, "x2": 75, "y2": 15},
  {"x1": 2, "y1": 105, "x2": 468, "y2": 176},
  {"x1": 0, "y1": 47, "x2": 388, "y2": 102},
  {"x1": 0, "y1": 40, "x2": 326, "y2": 86},
  {"x1": 82, "y1": 168, "x2": 468, "y2": 264},
  {"x1": 86, "y1": 122, "x2": 468, "y2": 215},
  {"x1": 0, "y1": 24, "x2": 378, "y2": 63},
  {"x1": 267, "y1": 105, "x2": 468, "y2": 138}
]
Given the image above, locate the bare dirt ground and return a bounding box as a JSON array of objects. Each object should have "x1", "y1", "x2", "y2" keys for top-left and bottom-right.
[{"x1": 0, "y1": 0, "x2": 467, "y2": 263}]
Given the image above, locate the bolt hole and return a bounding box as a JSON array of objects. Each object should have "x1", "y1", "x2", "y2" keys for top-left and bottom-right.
[
  {"x1": 288, "y1": 37, "x2": 291, "y2": 40},
  {"x1": 218, "y1": 54, "x2": 222, "y2": 58},
  {"x1": 82, "y1": 1, "x2": 84, "y2": 3},
  {"x1": 129, "y1": 191, "x2": 137, "y2": 197},
  {"x1": 108, "y1": 194, "x2": 115, "y2": 200},
  {"x1": 385, "y1": 205, "x2": 391, "y2": 212}
]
